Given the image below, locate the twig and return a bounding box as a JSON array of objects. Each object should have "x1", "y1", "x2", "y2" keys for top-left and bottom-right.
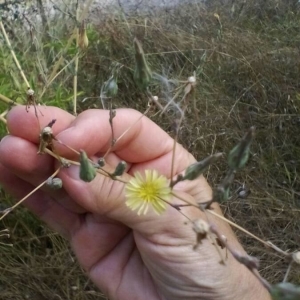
[
  {"x1": 0, "y1": 115, "x2": 7, "y2": 125},
  {"x1": 73, "y1": 6, "x2": 80, "y2": 116},
  {"x1": 166, "y1": 203, "x2": 226, "y2": 264},
  {"x1": 39, "y1": 56, "x2": 77, "y2": 99},
  {"x1": 108, "y1": 101, "x2": 116, "y2": 146},
  {"x1": 44, "y1": 148, "x2": 130, "y2": 184},
  {"x1": 283, "y1": 261, "x2": 293, "y2": 282},
  {"x1": 102, "y1": 106, "x2": 151, "y2": 159},
  {"x1": 47, "y1": 0, "x2": 93, "y2": 85},
  {"x1": 206, "y1": 209, "x2": 289, "y2": 257},
  {"x1": 171, "y1": 189, "x2": 289, "y2": 258},
  {"x1": 210, "y1": 224, "x2": 272, "y2": 292},
  {"x1": 0, "y1": 21, "x2": 31, "y2": 89},
  {"x1": 0, "y1": 168, "x2": 61, "y2": 221},
  {"x1": 73, "y1": 33, "x2": 79, "y2": 115},
  {"x1": 0, "y1": 94, "x2": 18, "y2": 106}
]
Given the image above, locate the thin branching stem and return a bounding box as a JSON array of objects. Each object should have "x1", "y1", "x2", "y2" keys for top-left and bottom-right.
[
  {"x1": 0, "y1": 115, "x2": 7, "y2": 125},
  {"x1": 108, "y1": 101, "x2": 116, "y2": 147},
  {"x1": 165, "y1": 200, "x2": 226, "y2": 263},
  {"x1": 283, "y1": 261, "x2": 293, "y2": 282},
  {"x1": 0, "y1": 168, "x2": 61, "y2": 221},
  {"x1": 0, "y1": 94, "x2": 17, "y2": 106},
  {"x1": 170, "y1": 136, "x2": 177, "y2": 186},
  {"x1": 73, "y1": 6, "x2": 80, "y2": 116},
  {"x1": 0, "y1": 21, "x2": 31, "y2": 89},
  {"x1": 206, "y1": 209, "x2": 289, "y2": 257},
  {"x1": 103, "y1": 106, "x2": 151, "y2": 159},
  {"x1": 47, "y1": 0, "x2": 93, "y2": 86},
  {"x1": 44, "y1": 148, "x2": 130, "y2": 184},
  {"x1": 171, "y1": 190, "x2": 288, "y2": 257},
  {"x1": 39, "y1": 56, "x2": 77, "y2": 99}
]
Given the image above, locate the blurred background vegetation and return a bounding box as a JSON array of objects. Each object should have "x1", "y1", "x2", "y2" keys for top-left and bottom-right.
[{"x1": 0, "y1": 0, "x2": 300, "y2": 299}]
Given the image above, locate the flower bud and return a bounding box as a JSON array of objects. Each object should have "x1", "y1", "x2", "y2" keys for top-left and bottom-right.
[
  {"x1": 292, "y1": 251, "x2": 300, "y2": 265},
  {"x1": 214, "y1": 171, "x2": 235, "y2": 202},
  {"x1": 133, "y1": 38, "x2": 152, "y2": 91},
  {"x1": 103, "y1": 76, "x2": 118, "y2": 98},
  {"x1": 78, "y1": 24, "x2": 89, "y2": 50},
  {"x1": 112, "y1": 161, "x2": 127, "y2": 177},
  {"x1": 228, "y1": 127, "x2": 255, "y2": 170},
  {"x1": 97, "y1": 157, "x2": 106, "y2": 167},
  {"x1": 79, "y1": 150, "x2": 96, "y2": 182},
  {"x1": 183, "y1": 153, "x2": 223, "y2": 181},
  {"x1": 46, "y1": 177, "x2": 63, "y2": 190}
]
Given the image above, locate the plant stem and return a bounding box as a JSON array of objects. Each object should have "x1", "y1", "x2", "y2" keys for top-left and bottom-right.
[
  {"x1": 103, "y1": 106, "x2": 151, "y2": 159},
  {"x1": 0, "y1": 21, "x2": 31, "y2": 89},
  {"x1": 206, "y1": 209, "x2": 289, "y2": 256},
  {"x1": 0, "y1": 94, "x2": 19, "y2": 106},
  {"x1": 0, "y1": 168, "x2": 61, "y2": 221}
]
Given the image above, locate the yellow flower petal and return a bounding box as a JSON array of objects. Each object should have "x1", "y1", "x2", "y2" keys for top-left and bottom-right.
[{"x1": 125, "y1": 170, "x2": 171, "y2": 215}]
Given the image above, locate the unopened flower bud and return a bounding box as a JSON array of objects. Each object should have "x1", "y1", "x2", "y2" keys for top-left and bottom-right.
[
  {"x1": 292, "y1": 251, "x2": 300, "y2": 265},
  {"x1": 79, "y1": 150, "x2": 96, "y2": 182},
  {"x1": 188, "y1": 76, "x2": 196, "y2": 84},
  {"x1": 183, "y1": 153, "x2": 223, "y2": 181},
  {"x1": 104, "y1": 76, "x2": 118, "y2": 98},
  {"x1": 112, "y1": 161, "x2": 127, "y2": 177},
  {"x1": 228, "y1": 127, "x2": 255, "y2": 170},
  {"x1": 133, "y1": 38, "x2": 152, "y2": 91},
  {"x1": 46, "y1": 177, "x2": 63, "y2": 190},
  {"x1": 27, "y1": 88, "x2": 34, "y2": 96},
  {"x1": 78, "y1": 24, "x2": 89, "y2": 49},
  {"x1": 97, "y1": 157, "x2": 106, "y2": 167}
]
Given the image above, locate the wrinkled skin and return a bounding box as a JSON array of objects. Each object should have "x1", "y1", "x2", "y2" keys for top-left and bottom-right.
[{"x1": 0, "y1": 106, "x2": 270, "y2": 300}]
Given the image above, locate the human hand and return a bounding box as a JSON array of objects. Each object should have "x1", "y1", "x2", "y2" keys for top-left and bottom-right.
[{"x1": 0, "y1": 106, "x2": 270, "y2": 300}]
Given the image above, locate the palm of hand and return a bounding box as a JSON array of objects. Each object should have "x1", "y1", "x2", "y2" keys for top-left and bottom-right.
[{"x1": 0, "y1": 106, "x2": 250, "y2": 300}]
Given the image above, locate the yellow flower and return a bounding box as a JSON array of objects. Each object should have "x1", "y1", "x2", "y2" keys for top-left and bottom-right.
[{"x1": 125, "y1": 170, "x2": 171, "y2": 215}]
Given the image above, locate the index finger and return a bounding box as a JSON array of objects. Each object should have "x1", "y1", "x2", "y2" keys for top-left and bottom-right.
[{"x1": 6, "y1": 106, "x2": 174, "y2": 164}]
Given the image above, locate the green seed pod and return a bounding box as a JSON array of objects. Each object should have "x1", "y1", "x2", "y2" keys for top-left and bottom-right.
[
  {"x1": 270, "y1": 282, "x2": 300, "y2": 300},
  {"x1": 46, "y1": 177, "x2": 63, "y2": 190},
  {"x1": 228, "y1": 127, "x2": 255, "y2": 170},
  {"x1": 214, "y1": 185, "x2": 230, "y2": 203},
  {"x1": 79, "y1": 150, "x2": 96, "y2": 182},
  {"x1": 183, "y1": 153, "x2": 223, "y2": 181},
  {"x1": 214, "y1": 171, "x2": 235, "y2": 202},
  {"x1": 112, "y1": 161, "x2": 127, "y2": 177},
  {"x1": 133, "y1": 38, "x2": 152, "y2": 91}
]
